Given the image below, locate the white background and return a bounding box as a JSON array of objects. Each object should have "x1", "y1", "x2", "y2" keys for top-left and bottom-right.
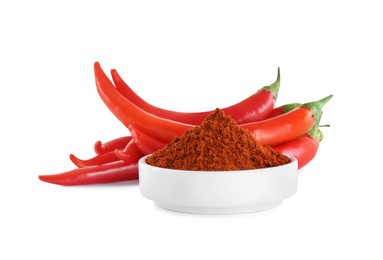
[{"x1": 1, "y1": 0, "x2": 382, "y2": 259}]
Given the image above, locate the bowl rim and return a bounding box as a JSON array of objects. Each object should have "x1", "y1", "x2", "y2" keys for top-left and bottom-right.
[{"x1": 138, "y1": 154, "x2": 297, "y2": 175}]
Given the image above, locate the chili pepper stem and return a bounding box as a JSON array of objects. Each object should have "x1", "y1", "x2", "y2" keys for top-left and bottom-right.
[
  {"x1": 302, "y1": 95, "x2": 333, "y2": 124},
  {"x1": 307, "y1": 124, "x2": 322, "y2": 142},
  {"x1": 307, "y1": 111, "x2": 324, "y2": 142},
  {"x1": 262, "y1": 67, "x2": 280, "y2": 99},
  {"x1": 264, "y1": 102, "x2": 301, "y2": 119},
  {"x1": 317, "y1": 129, "x2": 324, "y2": 142},
  {"x1": 281, "y1": 103, "x2": 300, "y2": 113}
]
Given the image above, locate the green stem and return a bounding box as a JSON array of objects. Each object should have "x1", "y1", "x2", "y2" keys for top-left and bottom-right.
[
  {"x1": 307, "y1": 108, "x2": 329, "y2": 142},
  {"x1": 281, "y1": 102, "x2": 300, "y2": 113},
  {"x1": 262, "y1": 67, "x2": 280, "y2": 99},
  {"x1": 302, "y1": 95, "x2": 333, "y2": 124},
  {"x1": 307, "y1": 124, "x2": 324, "y2": 142},
  {"x1": 317, "y1": 129, "x2": 324, "y2": 142}
]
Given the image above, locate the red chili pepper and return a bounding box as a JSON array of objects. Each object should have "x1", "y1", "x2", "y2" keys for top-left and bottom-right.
[
  {"x1": 70, "y1": 151, "x2": 120, "y2": 168},
  {"x1": 38, "y1": 160, "x2": 138, "y2": 186},
  {"x1": 264, "y1": 103, "x2": 300, "y2": 119},
  {"x1": 130, "y1": 104, "x2": 326, "y2": 156},
  {"x1": 94, "y1": 136, "x2": 132, "y2": 155},
  {"x1": 274, "y1": 124, "x2": 323, "y2": 169},
  {"x1": 131, "y1": 95, "x2": 330, "y2": 150},
  {"x1": 95, "y1": 62, "x2": 193, "y2": 141},
  {"x1": 240, "y1": 96, "x2": 329, "y2": 147},
  {"x1": 114, "y1": 139, "x2": 144, "y2": 163},
  {"x1": 129, "y1": 126, "x2": 167, "y2": 154},
  {"x1": 95, "y1": 62, "x2": 332, "y2": 147},
  {"x1": 111, "y1": 67, "x2": 280, "y2": 124}
]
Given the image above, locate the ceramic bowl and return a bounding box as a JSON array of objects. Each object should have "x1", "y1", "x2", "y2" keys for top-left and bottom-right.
[{"x1": 138, "y1": 155, "x2": 298, "y2": 214}]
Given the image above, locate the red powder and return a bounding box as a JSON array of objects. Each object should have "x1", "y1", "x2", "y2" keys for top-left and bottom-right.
[{"x1": 146, "y1": 108, "x2": 290, "y2": 171}]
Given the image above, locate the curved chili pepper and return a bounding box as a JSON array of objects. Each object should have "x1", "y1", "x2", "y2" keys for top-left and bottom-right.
[
  {"x1": 69, "y1": 151, "x2": 120, "y2": 168},
  {"x1": 95, "y1": 62, "x2": 332, "y2": 147},
  {"x1": 94, "y1": 136, "x2": 132, "y2": 155},
  {"x1": 129, "y1": 126, "x2": 167, "y2": 154},
  {"x1": 95, "y1": 62, "x2": 193, "y2": 141},
  {"x1": 111, "y1": 67, "x2": 280, "y2": 124},
  {"x1": 274, "y1": 124, "x2": 323, "y2": 169},
  {"x1": 38, "y1": 160, "x2": 138, "y2": 186},
  {"x1": 240, "y1": 95, "x2": 330, "y2": 147},
  {"x1": 114, "y1": 139, "x2": 144, "y2": 163},
  {"x1": 130, "y1": 97, "x2": 328, "y2": 154},
  {"x1": 264, "y1": 103, "x2": 300, "y2": 119},
  {"x1": 132, "y1": 95, "x2": 331, "y2": 148}
]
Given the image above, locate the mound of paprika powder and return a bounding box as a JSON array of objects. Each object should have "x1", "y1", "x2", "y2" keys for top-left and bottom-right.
[{"x1": 146, "y1": 108, "x2": 290, "y2": 171}]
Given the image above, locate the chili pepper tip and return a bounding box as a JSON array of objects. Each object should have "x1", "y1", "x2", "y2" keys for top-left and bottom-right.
[
  {"x1": 38, "y1": 175, "x2": 62, "y2": 185},
  {"x1": 94, "y1": 140, "x2": 103, "y2": 155},
  {"x1": 69, "y1": 154, "x2": 82, "y2": 168}
]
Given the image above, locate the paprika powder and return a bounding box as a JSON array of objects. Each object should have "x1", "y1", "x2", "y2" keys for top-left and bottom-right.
[{"x1": 146, "y1": 108, "x2": 291, "y2": 171}]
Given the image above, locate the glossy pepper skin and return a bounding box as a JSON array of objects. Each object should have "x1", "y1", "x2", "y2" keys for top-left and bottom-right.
[
  {"x1": 97, "y1": 102, "x2": 301, "y2": 155},
  {"x1": 94, "y1": 62, "x2": 331, "y2": 148},
  {"x1": 264, "y1": 103, "x2": 300, "y2": 119},
  {"x1": 39, "y1": 63, "x2": 332, "y2": 186},
  {"x1": 114, "y1": 139, "x2": 144, "y2": 163},
  {"x1": 129, "y1": 126, "x2": 167, "y2": 154},
  {"x1": 241, "y1": 96, "x2": 330, "y2": 147},
  {"x1": 128, "y1": 95, "x2": 330, "y2": 152},
  {"x1": 94, "y1": 136, "x2": 132, "y2": 155},
  {"x1": 38, "y1": 160, "x2": 138, "y2": 186},
  {"x1": 70, "y1": 151, "x2": 120, "y2": 168},
  {"x1": 274, "y1": 125, "x2": 323, "y2": 169},
  {"x1": 95, "y1": 62, "x2": 193, "y2": 141},
  {"x1": 111, "y1": 68, "x2": 281, "y2": 124}
]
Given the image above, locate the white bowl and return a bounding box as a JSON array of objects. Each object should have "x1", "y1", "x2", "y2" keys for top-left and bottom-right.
[{"x1": 138, "y1": 155, "x2": 298, "y2": 214}]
